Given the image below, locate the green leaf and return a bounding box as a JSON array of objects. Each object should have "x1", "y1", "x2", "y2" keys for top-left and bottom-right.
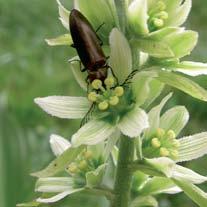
[
  {"x1": 86, "y1": 164, "x2": 107, "y2": 188},
  {"x1": 72, "y1": 120, "x2": 116, "y2": 147},
  {"x1": 31, "y1": 146, "x2": 84, "y2": 178},
  {"x1": 109, "y1": 28, "x2": 132, "y2": 84},
  {"x1": 172, "y1": 61, "x2": 207, "y2": 76},
  {"x1": 128, "y1": 0, "x2": 149, "y2": 36},
  {"x1": 173, "y1": 179, "x2": 207, "y2": 207},
  {"x1": 157, "y1": 71, "x2": 207, "y2": 101},
  {"x1": 45, "y1": 34, "x2": 72, "y2": 46},
  {"x1": 160, "y1": 106, "x2": 189, "y2": 136},
  {"x1": 144, "y1": 93, "x2": 172, "y2": 139},
  {"x1": 34, "y1": 96, "x2": 91, "y2": 119},
  {"x1": 17, "y1": 201, "x2": 40, "y2": 207},
  {"x1": 132, "y1": 71, "x2": 157, "y2": 106},
  {"x1": 130, "y1": 196, "x2": 158, "y2": 207},
  {"x1": 177, "y1": 132, "x2": 207, "y2": 162},
  {"x1": 131, "y1": 38, "x2": 174, "y2": 58},
  {"x1": 118, "y1": 106, "x2": 149, "y2": 138}
]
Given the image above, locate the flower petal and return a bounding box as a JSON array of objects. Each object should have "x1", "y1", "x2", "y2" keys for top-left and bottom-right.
[
  {"x1": 35, "y1": 177, "x2": 73, "y2": 193},
  {"x1": 173, "y1": 61, "x2": 207, "y2": 76},
  {"x1": 118, "y1": 106, "x2": 149, "y2": 138},
  {"x1": 128, "y1": 0, "x2": 149, "y2": 36},
  {"x1": 165, "y1": 0, "x2": 192, "y2": 27},
  {"x1": 36, "y1": 188, "x2": 83, "y2": 203},
  {"x1": 86, "y1": 164, "x2": 107, "y2": 188},
  {"x1": 56, "y1": 0, "x2": 70, "y2": 30},
  {"x1": 50, "y1": 134, "x2": 71, "y2": 156},
  {"x1": 69, "y1": 56, "x2": 88, "y2": 91},
  {"x1": 45, "y1": 34, "x2": 72, "y2": 46},
  {"x1": 132, "y1": 71, "x2": 158, "y2": 106},
  {"x1": 144, "y1": 93, "x2": 172, "y2": 139},
  {"x1": 72, "y1": 120, "x2": 116, "y2": 147},
  {"x1": 34, "y1": 96, "x2": 90, "y2": 119},
  {"x1": 172, "y1": 165, "x2": 207, "y2": 184},
  {"x1": 160, "y1": 106, "x2": 189, "y2": 136},
  {"x1": 157, "y1": 71, "x2": 207, "y2": 102},
  {"x1": 173, "y1": 179, "x2": 207, "y2": 207},
  {"x1": 109, "y1": 28, "x2": 132, "y2": 84},
  {"x1": 177, "y1": 132, "x2": 207, "y2": 162},
  {"x1": 31, "y1": 146, "x2": 83, "y2": 178}
]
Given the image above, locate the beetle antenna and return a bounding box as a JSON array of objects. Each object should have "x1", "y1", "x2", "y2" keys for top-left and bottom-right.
[
  {"x1": 121, "y1": 69, "x2": 139, "y2": 86},
  {"x1": 80, "y1": 103, "x2": 95, "y2": 127}
]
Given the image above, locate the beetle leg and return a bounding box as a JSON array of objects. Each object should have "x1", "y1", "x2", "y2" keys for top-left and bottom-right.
[
  {"x1": 95, "y1": 22, "x2": 105, "y2": 46},
  {"x1": 121, "y1": 69, "x2": 139, "y2": 86},
  {"x1": 95, "y1": 22, "x2": 105, "y2": 33},
  {"x1": 80, "y1": 103, "x2": 95, "y2": 127},
  {"x1": 70, "y1": 43, "x2": 76, "y2": 48}
]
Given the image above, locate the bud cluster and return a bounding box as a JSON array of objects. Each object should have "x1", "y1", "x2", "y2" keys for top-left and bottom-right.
[
  {"x1": 88, "y1": 77, "x2": 125, "y2": 111},
  {"x1": 144, "y1": 128, "x2": 180, "y2": 160},
  {"x1": 148, "y1": 1, "x2": 168, "y2": 31}
]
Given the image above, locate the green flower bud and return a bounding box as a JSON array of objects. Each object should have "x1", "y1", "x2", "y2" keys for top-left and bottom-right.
[
  {"x1": 153, "y1": 18, "x2": 164, "y2": 27},
  {"x1": 160, "y1": 147, "x2": 169, "y2": 157},
  {"x1": 151, "y1": 138, "x2": 161, "y2": 148},
  {"x1": 98, "y1": 101, "x2": 109, "y2": 110},
  {"x1": 88, "y1": 92, "x2": 97, "y2": 102},
  {"x1": 156, "y1": 128, "x2": 165, "y2": 138},
  {"x1": 78, "y1": 160, "x2": 88, "y2": 170},
  {"x1": 109, "y1": 96, "x2": 119, "y2": 106},
  {"x1": 92, "y1": 79, "x2": 102, "y2": 89},
  {"x1": 167, "y1": 130, "x2": 176, "y2": 140},
  {"x1": 114, "y1": 86, "x2": 124, "y2": 97},
  {"x1": 104, "y1": 77, "x2": 115, "y2": 88}
]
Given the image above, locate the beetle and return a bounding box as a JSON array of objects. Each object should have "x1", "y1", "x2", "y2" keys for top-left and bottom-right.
[{"x1": 69, "y1": 9, "x2": 110, "y2": 84}]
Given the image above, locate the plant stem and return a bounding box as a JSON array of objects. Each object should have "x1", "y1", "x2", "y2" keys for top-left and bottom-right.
[{"x1": 112, "y1": 136, "x2": 134, "y2": 207}]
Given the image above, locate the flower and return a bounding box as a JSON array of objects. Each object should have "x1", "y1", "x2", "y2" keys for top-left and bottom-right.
[
  {"x1": 35, "y1": 28, "x2": 150, "y2": 147},
  {"x1": 19, "y1": 134, "x2": 111, "y2": 205},
  {"x1": 127, "y1": 94, "x2": 207, "y2": 206}
]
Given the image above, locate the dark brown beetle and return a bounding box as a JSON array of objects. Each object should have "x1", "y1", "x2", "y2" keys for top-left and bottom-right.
[{"x1": 69, "y1": 9, "x2": 109, "y2": 83}]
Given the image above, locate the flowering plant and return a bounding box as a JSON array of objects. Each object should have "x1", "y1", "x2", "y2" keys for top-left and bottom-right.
[{"x1": 19, "y1": 0, "x2": 207, "y2": 207}]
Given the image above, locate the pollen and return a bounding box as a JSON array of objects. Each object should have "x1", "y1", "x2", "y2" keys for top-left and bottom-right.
[
  {"x1": 92, "y1": 79, "x2": 102, "y2": 90},
  {"x1": 114, "y1": 86, "x2": 124, "y2": 97},
  {"x1": 160, "y1": 147, "x2": 169, "y2": 157},
  {"x1": 78, "y1": 160, "x2": 88, "y2": 170},
  {"x1": 167, "y1": 130, "x2": 176, "y2": 140},
  {"x1": 68, "y1": 163, "x2": 78, "y2": 174},
  {"x1": 151, "y1": 138, "x2": 161, "y2": 148},
  {"x1": 88, "y1": 92, "x2": 97, "y2": 102},
  {"x1": 153, "y1": 18, "x2": 164, "y2": 27},
  {"x1": 109, "y1": 96, "x2": 119, "y2": 106},
  {"x1": 156, "y1": 128, "x2": 165, "y2": 138},
  {"x1": 98, "y1": 101, "x2": 109, "y2": 110},
  {"x1": 104, "y1": 77, "x2": 115, "y2": 88}
]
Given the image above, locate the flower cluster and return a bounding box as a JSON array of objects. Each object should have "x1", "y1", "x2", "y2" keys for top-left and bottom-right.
[{"x1": 18, "y1": 0, "x2": 207, "y2": 207}]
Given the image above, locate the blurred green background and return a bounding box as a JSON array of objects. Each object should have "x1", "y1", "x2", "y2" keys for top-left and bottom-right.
[{"x1": 0, "y1": 0, "x2": 207, "y2": 206}]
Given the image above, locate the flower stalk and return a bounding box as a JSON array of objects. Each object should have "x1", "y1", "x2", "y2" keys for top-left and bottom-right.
[{"x1": 112, "y1": 136, "x2": 134, "y2": 207}]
